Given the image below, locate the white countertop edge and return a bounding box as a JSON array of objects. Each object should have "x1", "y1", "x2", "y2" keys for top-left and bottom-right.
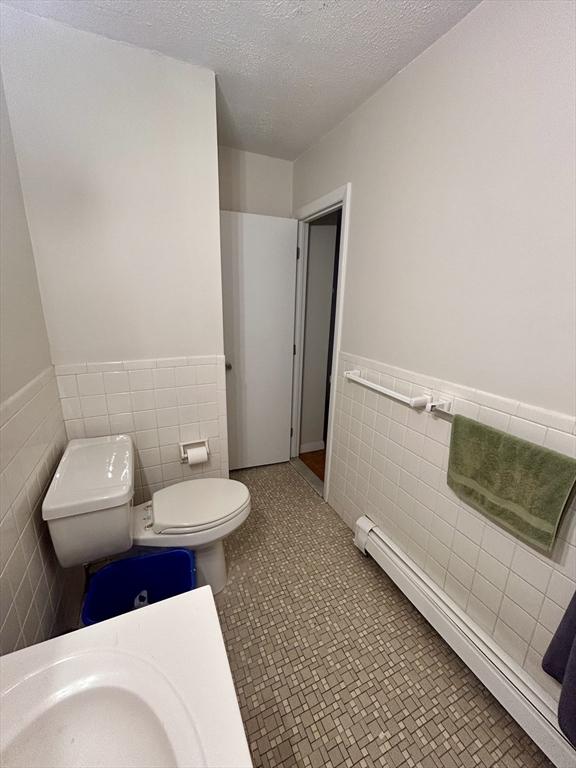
[{"x1": 1, "y1": 586, "x2": 253, "y2": 768}]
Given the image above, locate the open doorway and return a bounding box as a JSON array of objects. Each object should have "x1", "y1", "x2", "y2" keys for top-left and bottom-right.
[{"x1": 291, "y1": 208, "x2": 342, "y2": 494}]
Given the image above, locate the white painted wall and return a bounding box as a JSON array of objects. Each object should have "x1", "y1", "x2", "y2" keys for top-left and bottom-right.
[
  {"x1": 300, "y1": 222, "x2": 337, "y2": 451},
  {"x1": 1, "y1": 6, "x2": 223, "y2": 365},
  {"x1": 0, "y1": 76, "x2": 51, "y2": 399},
  {"x1": 294, "y1": 0, "x2": 576, "y2": 416},
  {"x1": 218, "y1": 146, "x2": 293, "y2": 218}
]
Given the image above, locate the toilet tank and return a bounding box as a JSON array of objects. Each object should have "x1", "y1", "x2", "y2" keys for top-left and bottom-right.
[{"x1": 43, "y1": 435, "x2": 134, "y2": 567}]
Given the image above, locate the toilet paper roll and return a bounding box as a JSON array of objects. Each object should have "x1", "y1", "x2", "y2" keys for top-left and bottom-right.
[{"x1": 186, "y1": 445, "x2": 208, "y2": 466}]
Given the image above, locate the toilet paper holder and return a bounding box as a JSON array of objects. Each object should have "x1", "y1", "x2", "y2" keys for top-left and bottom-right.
[{"x1": 179, "y1": 439, "x2": 210, "y2": 463}]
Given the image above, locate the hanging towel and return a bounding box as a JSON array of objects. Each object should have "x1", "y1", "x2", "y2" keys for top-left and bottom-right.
[
  {"x1": 542, "y1": 590, "x2": 576, "y2": 749},
  {"x1": 447, "y1": 415, "x2": 576, "y2": 554}
]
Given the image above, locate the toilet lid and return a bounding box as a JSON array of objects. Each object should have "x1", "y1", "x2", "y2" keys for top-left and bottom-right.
[{"x1": 152, "y1": 479, "x2": 250, "y2": 534}]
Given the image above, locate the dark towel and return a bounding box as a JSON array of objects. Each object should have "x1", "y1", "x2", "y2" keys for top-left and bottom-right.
[{"x1": 542, "y1": 590, "x2": 576, "y2": 748}]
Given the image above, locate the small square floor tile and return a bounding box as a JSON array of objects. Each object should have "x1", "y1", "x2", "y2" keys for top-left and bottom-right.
[{"x1": 215, "y1": 464, "x2": 552, "y2": 768}]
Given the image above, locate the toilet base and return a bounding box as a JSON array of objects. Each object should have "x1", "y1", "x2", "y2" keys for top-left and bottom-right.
[
  {"x1": 131, "y1": 497, "x2": 251, "y2": 596},
  {"x1": 194, "y1": 540, "x2": 227, "y2": 594}
]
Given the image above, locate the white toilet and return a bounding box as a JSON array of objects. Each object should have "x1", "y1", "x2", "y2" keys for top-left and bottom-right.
[{"x1": 42, "y1": 434, "x2": 250, "y2": 593}]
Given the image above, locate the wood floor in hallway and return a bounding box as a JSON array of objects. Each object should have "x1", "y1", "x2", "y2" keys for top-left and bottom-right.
[{"x1": 299, "y1": 450, "x2": 326, "y2": 481}]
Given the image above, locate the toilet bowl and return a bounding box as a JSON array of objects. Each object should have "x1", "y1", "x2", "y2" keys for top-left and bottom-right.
[
  {"x1": 42, "y1": 434, "x2": 250, "y2": 594},
  {"x1": 132, "y1": 479, "x2": 250, "y2": 593}
]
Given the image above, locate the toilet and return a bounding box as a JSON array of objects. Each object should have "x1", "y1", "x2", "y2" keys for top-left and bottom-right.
[{"x1": 42, "y1": 434, "x2": 250, "y2": 593}]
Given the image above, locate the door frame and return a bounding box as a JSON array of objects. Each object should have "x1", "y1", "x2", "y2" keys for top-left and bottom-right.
[{"x1": 291, "y1": 183, "x2": 351, "y2": 501}]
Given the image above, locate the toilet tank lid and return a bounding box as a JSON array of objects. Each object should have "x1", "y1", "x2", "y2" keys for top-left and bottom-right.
[{"x1": 42, "y1": 435, "x2": 134, "y2": 521}]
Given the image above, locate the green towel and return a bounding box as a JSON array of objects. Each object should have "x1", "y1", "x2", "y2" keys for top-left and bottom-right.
[{"x1": 447, "y1": 415, "x2": 576, "y2": 554}]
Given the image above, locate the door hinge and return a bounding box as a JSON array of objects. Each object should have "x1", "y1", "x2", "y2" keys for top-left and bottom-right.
[
  {"x1": 296, "y1": 246, "x2": 300, "y2": 260},
  {"x1": 290, "y1": 427, "x2": 294, "y2": 437},
  {"x1": 293, "y1": 344, "x2": 296, "y2": 356}
]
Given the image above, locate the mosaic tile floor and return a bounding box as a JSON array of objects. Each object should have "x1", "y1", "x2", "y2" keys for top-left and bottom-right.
[{"x1": 215, "y1": 463, "x2": 553, "y2": 768}]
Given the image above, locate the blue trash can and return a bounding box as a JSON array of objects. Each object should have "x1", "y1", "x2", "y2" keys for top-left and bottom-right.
[{"x1": 82, "y1": 549, "x2": 196, "y2": 626}]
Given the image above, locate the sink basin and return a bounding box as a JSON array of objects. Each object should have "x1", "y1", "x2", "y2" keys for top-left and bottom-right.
[
  {"x1": 1, "y1": 587, "x2": 252, "y2": 768},
  {"x1": 2, "y1": 651, "x2": 202, "y2": 767}
]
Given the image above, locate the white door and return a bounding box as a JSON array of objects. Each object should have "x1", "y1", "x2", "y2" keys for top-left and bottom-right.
[{"x1": 220, "y1": 211, "x2": 298, "y2": 470}]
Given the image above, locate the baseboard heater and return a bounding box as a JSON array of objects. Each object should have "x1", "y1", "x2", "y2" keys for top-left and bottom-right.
[{"x1": 354, "y1": 516, "x2": 575, "y2": 768}]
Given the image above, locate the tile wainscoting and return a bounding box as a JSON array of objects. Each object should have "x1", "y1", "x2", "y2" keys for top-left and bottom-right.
[
  {"x1": 55, "y1": 355, "x2": 229, "y2": 503},
  {"x1": 0, "y1": 367, "x2": 68, "y2": 654},
  {"x1": 329, "y1": 351, "x2": 576, "y2": 705}
]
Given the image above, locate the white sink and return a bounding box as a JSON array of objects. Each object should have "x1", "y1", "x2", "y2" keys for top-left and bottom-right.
[{"x1": 0, "y1": 587, "x2": 252, "y2": 768}]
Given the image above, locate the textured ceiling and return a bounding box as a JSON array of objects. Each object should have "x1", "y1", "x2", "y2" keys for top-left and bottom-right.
[{"x1": 2, "y1": 0, "x2": 480, "y2": 159}]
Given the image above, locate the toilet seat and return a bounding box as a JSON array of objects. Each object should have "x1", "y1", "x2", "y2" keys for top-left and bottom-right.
[{"x1": 151, "y1": 478, "x2": 250, "y2": 534}]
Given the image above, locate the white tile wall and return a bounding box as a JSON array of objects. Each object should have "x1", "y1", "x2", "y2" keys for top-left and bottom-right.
[
  {"x1": 0, "y1": 367, "x2": 68, "y2": 654},
  {"x1": 329, "y1": 351, "x2": 576, "y2": 702},
  {"x1": 56, "y1": 355, "x2": 228, "y2": 503}
]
